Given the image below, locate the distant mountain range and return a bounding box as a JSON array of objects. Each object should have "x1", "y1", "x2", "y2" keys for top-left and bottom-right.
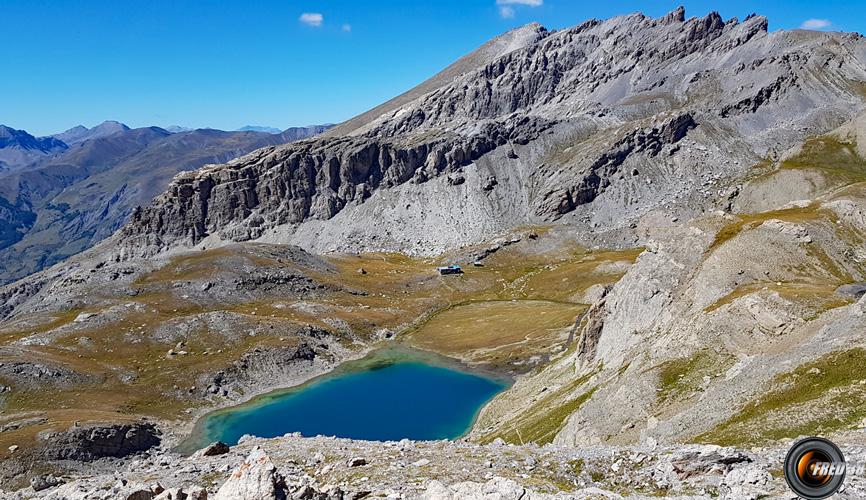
[
  {"x1": 0, "y1": 121, "x2": 333, "y2": 283},
  {"x1": 237, "y1": 125, "x2": 283, "y2": 134},
  {"x1": 165, "y1": 125, "x2": 194, "y2": 133},
  {"x1": 0, "y1": 125, "x2": 68, "y2": 173},
  {"x1": 52, "y1": 120, "x2": 130, "y2": 145}
]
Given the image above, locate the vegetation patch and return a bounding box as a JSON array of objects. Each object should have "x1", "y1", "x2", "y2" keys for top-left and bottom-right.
[
  {"x1": 703, "y1": 282, "x2": 852, "y2": 317},
  {"x1": 0, "y1": 309, "x2": 82, "y2": 344},
  {"x1": 696, "y1": 348, "x2": 866, "y2": 446},
  {"x1": 779, "y1": 136, "x2": 866, "y2": 185},
  {"x1": 480, "y1": 248, "x2": 642, "y2": 304},
  {"x1": 655, "y1": 349, "x2": 735, "y2": 407},
  {"x1": 136, "y1": 247, "x2": 236, "y2": 284},
  {"x1": 708, "y1": 204, "x2": 825, "y2": 251},
  {"x1": 479, "y1": 369, "x2": 599, "y2": 445}
]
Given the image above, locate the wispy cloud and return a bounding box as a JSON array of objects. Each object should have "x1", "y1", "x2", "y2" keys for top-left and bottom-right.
[
  {"x1": 342, "y1": 23, "x2": 352, "y2": 32},
  {"x1": 497, "y1": 0, "x2": 543, "y2": 6},
  {"x1": 496, "y1": 0, "x2": 541, "y2": 18},
  {"x1": 299, "y1": 12, "x2": 323, "y2": 27},
  {"x1": 800, "y1": 18, "x2": 831, "y2": 30}
]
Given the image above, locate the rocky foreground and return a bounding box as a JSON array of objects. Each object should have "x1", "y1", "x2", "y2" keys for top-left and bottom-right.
[{"x1": 11, "y1": 432, "x2": 866, "y2": 499}]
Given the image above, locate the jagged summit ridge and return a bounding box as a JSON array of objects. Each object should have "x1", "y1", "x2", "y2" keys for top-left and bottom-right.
[
  {"x1": 323, "y1": 21, "x2": 549, "y2": 138},
  {"x1": 108, "y1": 8, "x2": 865, "y2": 259},
  {"x1": 659, "y1": 6, "x2": 686, "y2": 25},
  {"x1": 365, "y1": 9, "x2": 771, "y2": 137}
]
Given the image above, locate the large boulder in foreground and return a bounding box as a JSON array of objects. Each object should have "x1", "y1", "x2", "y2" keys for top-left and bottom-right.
[{"x1": 214, "y1": 447, "x2": 285, "y2": 500}]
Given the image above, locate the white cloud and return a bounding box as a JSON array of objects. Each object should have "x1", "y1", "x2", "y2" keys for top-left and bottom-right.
[
  {"x1": 342, "y1": 23, "x2": 352, "y2": 32},
  {"x1": 499, "y1": 6, "x2": 515, "y2": 18},
  {"x1": 497, "y1": 0, "x2": 543, "y2": 6},
  {"x1": 299, "y1": 12, "x2": 323, "y2": 27},
  {"x1": 800, "y1": 18, "x2": 831, "y2": 29}
]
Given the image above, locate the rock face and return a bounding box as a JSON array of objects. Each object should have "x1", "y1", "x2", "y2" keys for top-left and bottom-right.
[
  {"x1": 119, "y1": 116, "x2": 554, "y2": 256},
  {"x1": 0, "y1": 358, "x2": 101, "y2": 389},
  {"x1": 38, "y1": 422, "x2": 161, "y2": 461},
  {"x1": 110, "y1": 9, "x2": 866, "y2": 259},
  {"x1": 202, "y1": 343, "x2": 319, "y2": 398}
]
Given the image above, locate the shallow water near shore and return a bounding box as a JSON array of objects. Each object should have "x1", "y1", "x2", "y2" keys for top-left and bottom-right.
[{"x1": 178, "y1": 346, "x2": 509, "y2": 453}]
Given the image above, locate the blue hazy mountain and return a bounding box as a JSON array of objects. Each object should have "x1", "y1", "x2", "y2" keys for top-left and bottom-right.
[
  {"x1": 0, "y1": 125, "x2": 68, "y2": 172},
  {"x1": 0, "y1": 123, "x2": 332, "y2": 283},
  {"x1": 165, "y1": 125, "x2": 194, "y2": 133},
  {"x1": 237, "y1": 125, "x2": 283, "y2": 134},
  {"x1": 52, "y1": 120, "x2": 130, "y2": 145}
]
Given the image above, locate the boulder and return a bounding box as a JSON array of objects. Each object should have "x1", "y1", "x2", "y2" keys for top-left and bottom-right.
[
  {"x1": 421, "y1": 477, "x2": 531, "y2": 499},
  {"x1": 153, "y1": 486, "x2": 206, "y2": 499},
  {"x1": 122, "y1": 485, "x2": 159, "y2": 500},
  {"x1": 214, "y1": 446, "x2": 286, "y2": 500},
  {"x1": 719, "y1": 465, "x2": 772, "y2": 500},
  {"x1": 669, "y1": 446, "x2": 752, "y2": 479},
  {"x1": 30, "y1": 474, "x2": 63, "y2": 492},
  {"x1": 837, "y1": 282, "x2": 866, "y2": 299},
  {"x1": 199, "y1": 441, "x2": 230, "y2": 457},
  {"x1": 447, "y1": 173, "x2": 465, "y2": 185},
  {"x1": 74, "y1": 312, "x2": 96, "y2": 322}
]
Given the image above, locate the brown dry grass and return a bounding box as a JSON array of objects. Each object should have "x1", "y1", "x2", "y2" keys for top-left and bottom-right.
[
  {"x1": 0, "y1": 235, "x2": 643, "y2": 452},
  {"x1": 406, "y1": 300, "x2": 585, "y2": 365}
]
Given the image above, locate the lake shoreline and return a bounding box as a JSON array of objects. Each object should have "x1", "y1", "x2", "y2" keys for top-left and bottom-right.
[{"x1": 176, "y1": 343, "x2": 513, "y2": 453}]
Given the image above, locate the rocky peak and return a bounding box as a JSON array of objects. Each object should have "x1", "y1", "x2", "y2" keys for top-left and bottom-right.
[
  {"x1": 696, "y1": 10, "x2": 725, "y2": 32},
  {"x1": 0, "y1": 125, "x2": 67, "y2": 152},
  {"x1": 53, "y1": 120, "x2": 130, "y2": 144},
  {"x1": 323, "y1": 20, "x2": 549, "y2": 139},
  {"x1": 658, "y1": 6, "x2": 685, "y2": 25},
  {"x1": 363, "y1": 8, "x2": 774, "y2": 138}
]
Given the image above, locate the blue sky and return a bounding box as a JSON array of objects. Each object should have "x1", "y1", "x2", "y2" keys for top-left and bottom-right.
[{"x1": 3, "y1": 0, "x2": 864, "y2": 136}]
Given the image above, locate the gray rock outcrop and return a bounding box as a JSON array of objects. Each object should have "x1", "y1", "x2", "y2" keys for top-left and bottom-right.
[{"x1": 38, "y1": 422, "x2": 161, "y2": 461}]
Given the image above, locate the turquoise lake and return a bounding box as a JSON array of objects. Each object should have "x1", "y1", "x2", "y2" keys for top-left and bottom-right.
[{"x1": 181, "y1": 348, "x2": 508, "y2": 451}]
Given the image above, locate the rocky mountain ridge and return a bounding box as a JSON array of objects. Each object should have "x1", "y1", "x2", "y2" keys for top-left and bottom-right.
[
  {"x1": 110, "y1": 8, "x2": 866, "y2": 260},
  {"x1": 0, "y1": 126, "x2": 68, "y2": 173},
  {"x1": 52, "y1": 121, "x2": 131, "y2": 145}
]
